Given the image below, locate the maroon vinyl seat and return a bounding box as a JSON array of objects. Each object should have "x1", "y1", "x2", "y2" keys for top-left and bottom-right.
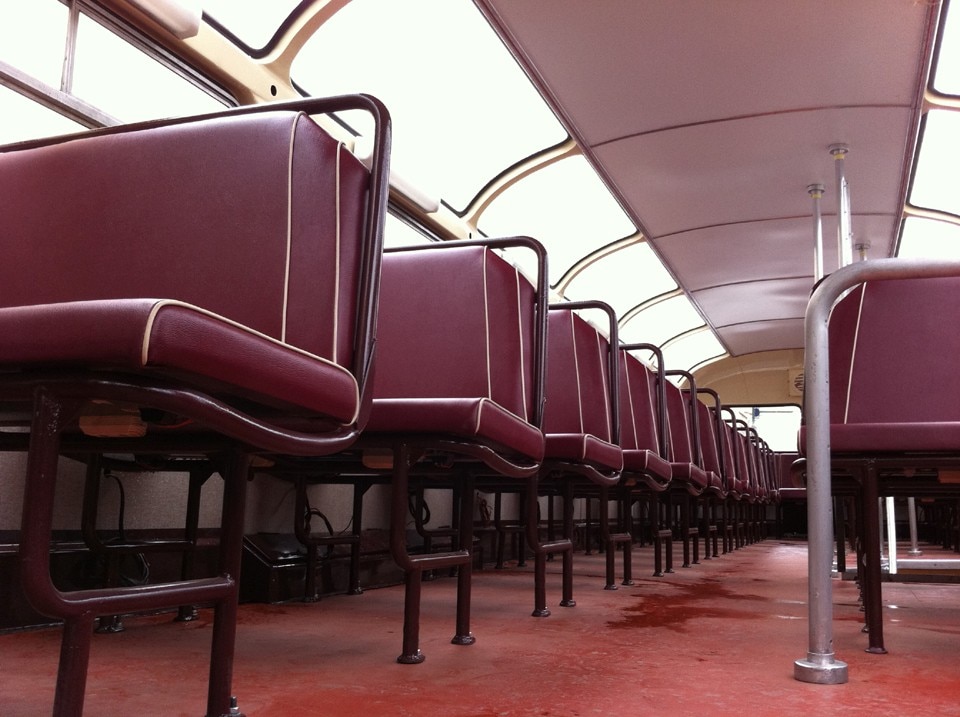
[
  {"x1": 800, "y1": 275, "x2": 960, "y2": 654},
  {"x1": 619, "y1": 348, "x2": 672, "y2": 489},
  {"x1": 745, "y1": 425, "x2": 774, "y2": 541},
  {"x1": 692, "y1": 389, "x2": 729, "y2": 559},
  {"x1": 825, "y1": 278, "x2": 960, "y2": 455},
  {"x1": 356, "y1": 238, "x2": 547, "y2": 664},
  {"x1": 0, "y1": 96, "x2": 390, "y2": 717},
  {"x1": 618, "y1": 346, "x2": 674, "y2": 575},
  {"x1": 734, "y1": 420, "x2": 760, "y2": 502},
  {"x1": 693, "y1": 392, "x2": 727, "y2": 500},
  {"x1": 1, "y1": 299, "x2": 360, "y2": 421},
  {"x1": 523, "y1": 303, "x2": 623, "y2": 614},
  {"x1": 661, "y1": 373, "x2": 720, "y2": 568},
  {"x1": 663, "y1": 379, "x2": 710, "y2": 497},
  {"x1": 717, "y1": 413, "x2": 746, "y2": 551},
  {"x1": 720, "y1": 413, "x2": 749, "y2": 499},
  {"x1": 368, "y1": 241, "x2": 545, "y2": 461},
  {"x1": 541, "y1": 306, "x2": 622, "y2": 475},
  {"x1": 777, "y1": 452, "x2": 805, "y2": 501}
]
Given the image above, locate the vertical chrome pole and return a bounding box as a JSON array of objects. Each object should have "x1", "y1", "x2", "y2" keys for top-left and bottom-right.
[
  {"x1": 809, "y1": 184, "x2": 826, "y2": 282},
  {"x1": 830, "y1": 145, "x2": 853, "y2": 270},
  {"x1": 885, "y1": 497, "x2": 897, "y2": 575},
  {"x1": 794, "y1": 266, "x2": 849, "y2": 685},
  {"x1": 907, "y1": 497, "x2": 922, "y2": 556},
  {"x1": 796, "y1": 257, "x2": 960, "y2": 685},
  {"x1": 878, "y1": 498, "x2": 887, "y2": 561}
]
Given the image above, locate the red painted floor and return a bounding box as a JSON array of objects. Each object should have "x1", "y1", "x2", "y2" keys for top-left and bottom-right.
[{"x1": 3, "y1": 540, "x2": 960, "y2": 716}]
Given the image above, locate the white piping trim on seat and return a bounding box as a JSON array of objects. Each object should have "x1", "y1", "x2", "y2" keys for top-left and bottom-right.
[
  {"x1": 843, "y1": 284, "x2": 868, "y2": 424},
  {"x1": 333, "y1": 141, "x2": 342, "y2": 360},
  {"x1": 595, "y1": 331, "x2": 612, "y2": 441},
  {"x1": 623, "y1": 355, "x2": 639, "y2": 448},
  {"x1": 483, "y1": 249, "x2": 492, "y2": 399},
  {"x1": 140, "y1": 299, "x2": 360, "y2": 423},
  {"x1": 282, "y1": 115, "x2": 298, "y2": 343},
  {"x1": 569, "y1": 313, "x2": 585, "y2": 434},
  {"x1": 284, "y1": 114, "x2": 344, "y2": 362},
  {"x1": 514, "y1": 266, "x2": 528, "y2": 422}
]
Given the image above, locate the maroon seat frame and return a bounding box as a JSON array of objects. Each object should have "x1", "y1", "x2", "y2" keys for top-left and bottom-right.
[
  {"x1": 0, "y1": 95, "x2": 391, "y2": 717},
  {"x1": 525, "y1": 301, "x2": 623, "y2": 615},
  {"x1": 805, "y1": 276, "x2": 960, "y2": 654},
  {"x1": 267, "y1": 237, "x2": 549, "y2": 664},
  {"x1": 368, "y1": 237, "x2": 548, "y2": 663},
  {"x1": 619, "y1": 344, "x2": 674, "y2": 576}
]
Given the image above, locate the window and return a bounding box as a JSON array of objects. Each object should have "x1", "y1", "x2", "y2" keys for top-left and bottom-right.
[
  {"x1": 727, "y1": 405, "x2": 801, "y2": 453},
  {"x1": 0, "y1": 0, "x2": 68, "y2": 88},
  {"x1": 293, "y1": 0, "x2": 567, "y2": 211},
  {"x1": 479, "y1": 155, "x2": 635, "y2": 278},
  {"x1": 72, "y1": 14, "x2": 224, "y2": 122},
  {"x1": 0, "y1": 85, "x2": 83, "y2": 144}
]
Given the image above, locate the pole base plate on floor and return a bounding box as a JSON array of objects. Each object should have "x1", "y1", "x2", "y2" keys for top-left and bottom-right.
[{"x1": 794, "y1": 655, "x2": 848, "y2": 684}]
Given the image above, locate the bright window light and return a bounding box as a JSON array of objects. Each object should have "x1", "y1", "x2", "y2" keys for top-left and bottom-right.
[
  {"x1": 293, "y1": 0, "x2": 567, "y2": 211},
  {"x1": 909, "y1": 110, "x2": 960, "y2": 214},
  {"x1": 73, "y1": 14, "x2": 224, "y2": 122},
  {"x1": 563, "y1": 241, "x2": 677, "y2": 318},
  {"x1": 479, "y1": 155, "x2": 636, "y2": 278},
  {"x1": 619, "y1": 294, "x2": 703, "y2": 348},
  {"x1": 933, "y1": 0, "x2": 960, "y2": 95},
  {"x1": 0, "y1": 85, "x2": 84, "y2": 144},
  {"x1": 0, "y1": 0, "x2": 67, "y2": 88},
  {"x1": 898, "y1": 216, "x2": 960, "y2": 258},
  {"x1": 729, "y1": 405, "x2": 801, "y2": 453},
  {"x1": 661, "y1": 327, "x2": 726, "y2": 372},
  {"x1": 384, "y1": 213, "x2": 433, "y2": 249}
]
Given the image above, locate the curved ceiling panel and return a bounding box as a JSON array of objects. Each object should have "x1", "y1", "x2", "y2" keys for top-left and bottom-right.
[
  {"x1": 656, "y1": 214, "x2": 899, "y2": 293},
  {"x1": 477, "y1": 0, "x2": 933, "y2": 367},
  {"x1": 478, "y1": 1, "x2": 929, "y2": 147},
  {"x1": 693, "y1": 278, "x2": 813, "y2": 329},
  {"x1": 593, "y1": 106, "x2": 914, "y2": 239},
  {"x1": 718, "y1": 318, "x2": 806, "y2": 356}
]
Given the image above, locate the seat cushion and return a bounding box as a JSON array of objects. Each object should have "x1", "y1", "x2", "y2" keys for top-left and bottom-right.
[
  {"x1": 0, "y1": 299, "x2": 359, "y2": 422},
  {"x1": 622, "y1": 448, "x2": 671, "y2": 482},
  {"x1": 830, "y1": 422, "x2": 960, "y2": 454},
  {"x1": 367, "y1": 397, "x2": 544, "y2": 461},
  {"x1": 670, "y1": 461, "x2": 708, "y2": 491},
  {"x1": 544, "y1": 433, "x2": 623, "y2": 471}
]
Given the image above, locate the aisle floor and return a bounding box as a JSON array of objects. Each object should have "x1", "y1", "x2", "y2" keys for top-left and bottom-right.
[{"x1": 2, "y1": 539, "x2": 960, "y2": 716}]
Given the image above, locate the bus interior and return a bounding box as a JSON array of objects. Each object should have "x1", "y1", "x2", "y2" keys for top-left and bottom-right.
[{"x1": 2, "y1": 0, "x2": 960, "y2": 715}]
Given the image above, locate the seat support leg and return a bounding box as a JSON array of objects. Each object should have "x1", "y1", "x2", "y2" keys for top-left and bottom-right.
[
  {"x1": 20, "y1": 387, "x2": 250, "y2": 717},
  {"x1": 526, "y1": 476, "x2": 573, "y2": 616},
  {"x1": 859, "y1": 462, "x2": 886, "y2": 654},
  {"x1": 390, "y1": 445, "x2": 472, "y2": 663}
]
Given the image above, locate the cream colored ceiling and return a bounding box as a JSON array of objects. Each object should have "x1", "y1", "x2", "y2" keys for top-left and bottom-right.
[{"x1": 475, "y1": 0, "x2": 938, "y2": 358}]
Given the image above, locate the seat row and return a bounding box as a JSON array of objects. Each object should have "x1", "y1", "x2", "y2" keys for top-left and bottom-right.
[
  {"x1": 799, "y1": 270, "x2": 960, "y2": 657},
  {"x1": 0, "y1": 96, "x2": 783, "y2": 717}
]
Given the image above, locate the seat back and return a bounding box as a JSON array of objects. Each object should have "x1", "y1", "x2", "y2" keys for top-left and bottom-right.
[
  {"x1": 695, "y1": 398, "x2": 724, "y2": 482},
  {"x1": 720, "y1": 411, "x2": 741, "y2": 493},
  {"x1": 829, "y1": 277, "x2": 960, "y2": 427},
  {"x1": 735, "y1": 420, "x2": 759, "y2": 498},
  {"x1": 374, "y1": 240, "x2": 543, "y2": 425},
  {"x1": 619, "y1": 350, "x2": 664, "y2": 455},
  {"x1": 543, "y1": 306, "x2": 618, "y2": 446},
  {"x1": 0, "y1": 107, "x2": 376, "y2": 372},
  {"x1": 664, "y1": 379, "x2": 697, "y2": 465}
]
